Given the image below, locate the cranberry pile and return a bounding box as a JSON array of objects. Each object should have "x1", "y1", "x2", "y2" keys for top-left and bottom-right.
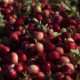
[{"x1": 0, "y1": 0, "x2": 80, "y2": 80}]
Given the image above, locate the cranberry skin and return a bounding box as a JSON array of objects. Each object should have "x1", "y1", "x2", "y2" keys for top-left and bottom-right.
[
  {"x1": 6, "y1": 68, "x2": 17, "y2": 80},
  {"x1": 23, "y1": 65, "x2": 28, "y2": 72},
  {"x1": 8, "y1": 52, "x2": 18, "y2": 64},
  {"x1": 1, "y1": 2, "x2": 8, "y2": 8},
  {"x1": 0, "y1": 44, "x2": 4, "y2": 48},
  {"x1": 9, "y1": 33, "x2": 19, "y2": 43},
  {"x1": 41, "y1": 62, "x2": 51, "y2": 70},
  {"x1": 4, "y1": 9, "x2": 11, "y2": 14},
  {"x1": 24, "y1": 17, "x2": 31, "y2": 25},
  {"x1": 65, "y1": 41, "x2": 77, "y2": 51},
  {"x1": 36, "y1": 14, "x2": 43, "y2": 21},
  {"x1": 21, "y1": 41, "x2": 29, "y2": 50},
  {"x1": 71, "y1": 71, "x2": 80, "y2": 79},
  {"x1": 28, "y1": 27, "x2": 34, "y2": 31},
  {"x1": 44, "y1": 69, "x2": 52, "y2": 74},
  {"x1": 1, "y1": 69, "x2": 7, "y2": 78},
  {"x1": 2, "y1": 64, "x2": 10, "y2": 70},
  {"x1": 7, "y1": 25, "x2": 14, "y2": 31},
  {"x1": 15, "y1": 19, "x2": 23, "y2": 26},
  {"x1": 34, "y1": 43, "x2": 44, "y2": 54},
  {"x1": 33, "y1": 32, "x2": 44, "y2": 41},
  {"x1": 29, "y1": 23, "x2": 35, "y2": 27},
  {"x1": 62, "y1": 65, "x2": 73, "y2": 76},
  {"x1": 36, "y1": 54, "x2": 46, "y2": 64},
  {"x1": 43, "y1": 9, "x2": 50, "y2": 17},
  {"x1": 48, "y1": 51, "x2": 60, "y2": 61},
  {"x1": 46, "y1": 19, "x2": 51, "y2": 24},
  {"x1": 46, "y1": 44, "x2": 55, "y2": 52},
  {"x1": 72, "y1": 33, "x2": 80, "y2": 41},
  {"x1": 62, "y1": 76, "x2": 73, "y2": 80},
  {"x1": 14, "y1": 64, "x2": 23, "y2": 74},
  {"x1": 0, "y1": 46, "x2": 10, "y2": 56},
  {"x1": 25, "y1": 47, "x2": 34, "y2": 58},
  {"x1": 54, "y1": 72, "x2": 65, "y2": 80},
  {"x1": 34, "y1": 71, "x2": 45, "y2": 80},
  {"x1": 5, "y1": 14, "x2": 12, "y2": 21},
  {"x1": 53, "y1": 65, "x2": 62, "y2": 72},
  {"x1": 62, "y1": 32, "x2": 71, "y2": 39},
  {"x1": 58, "y1": 56, "x2": 70, "y2": 65},
  {"x1": 17, "y1": 51, "x2": 27, "y2": 62},
  {"x1": 53, "y1": 24, "x2": 61, "y2": 32},
  {"x1": 28, "y1": 65, "x2": 40, "y2": 74},
  {"x1": 54, "y1": 47, "x2": 64, "y2": 56},
  {"x1": 2, "y1": 56, "x2": 8, "y2": 64}
]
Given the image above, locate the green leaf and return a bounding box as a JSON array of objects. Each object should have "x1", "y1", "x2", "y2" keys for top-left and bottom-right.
[
  {"x1": 65, "y1": 5, "x2": 71, "y2": 10},
  {"x1": 77, "y1": 60, "x2": 80, "y2": 65},
  {"x1": 54, "y1": 32, "x2": 62, "y2": 36},
  {"x1": 32, "y1": 18, "x2": 38, "y2": 22},
  {"x1": 67, "y1": 28, "x2": 73, "y2": 34},
  {"x1": 76, "y1": 48, "x2": 79, "y2": 55},
  {"x1": 73, "y1": 53, "x2": 78, "y2": 57},
  {"x1": 70, "y1": 49, "x2": 75, "y2": 53},
  {"x1": 61, "y1": 28, "x2": 67, "y2": 32},
  {"x1": 27, "y1": 5, "x2": 31, "y2": 11},
  {"x1": 45, "y1": 24, "x2": 48, "y2": 28}
]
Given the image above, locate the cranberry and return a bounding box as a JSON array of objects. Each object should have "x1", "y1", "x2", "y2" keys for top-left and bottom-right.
[
  {"x1": 53, "y1": 24, "x2": 61, "y2": 32},
  {"x1": 36, "y1": 14, "x2": 43, "y2": 21},
  {"x1": 46, "y1": 19, "x2": 51, "y2": 24}
]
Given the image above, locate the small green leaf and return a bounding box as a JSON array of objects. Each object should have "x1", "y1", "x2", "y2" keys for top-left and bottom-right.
[
  {"x1": 65, "y1": 5, "x2": 71, "y2": 10},
  {"x1": 67, "y1": 28, "x2": 73, "y2": 34},
  {"x1": 27, "y1": 5, "x2": 31, "y2": 11},
  {"x1": 54, "y1": 32, "x2": 62, "y2": 36},
  {"x1": 70, "y1": 49, "x2": 75, "y2": 53},
  {"x1": 73, "y1": 54, "x2": 77, "y2": 57},
  {"x1": 76, "y1": 48, "x2": 79, "y2": 55},
  {"x1": 61, "y1": 28, "x2": 67, "y2": 32},
  {"x1": 32, "y1": 18, "x2": 38, "y2": 22},
  {"x1": 45, "y1": 24, "x2": 48, "y2": 28}
]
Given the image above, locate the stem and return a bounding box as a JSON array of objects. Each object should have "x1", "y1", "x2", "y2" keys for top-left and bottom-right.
[{"x1": 34, "y1": 39, "x2": 38, "y2": 43}]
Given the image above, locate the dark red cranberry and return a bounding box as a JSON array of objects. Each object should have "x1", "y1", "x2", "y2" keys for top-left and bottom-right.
[
  {"x1": 46, "y1": 43, "x2": 55, "y2": 52},
  {"x1": 7, "y1": 25, "x2": 14, "y2": 30},
  {"x1": 41, "y1": 62, "x2": 51, "y2": 70},
  {"x1": 28, "y1": 27, "x2": 34, "y2": 31},
  {"x1": 53, "y1": 24, "x2": 61, "y2": 32},
  {"x1": 53, "y1": 36, "x2": 62, "y2": 45},
  {"x1": 36, "y1": 14, "x2": 43, "y2": 21},
  {"x1": 61, "y1": 32, "x2": 71, "y2": 39},
  {"x1": 25, "y1": 47, "x2": 34, "y2": 58},
  {"x1": 36, "y1": 54, "x2": 47, "y2": 64},
  {"x1": 2, "y1": 2, "x2": 8, "y2": 8},
  {"x1": 29, "y1": 23, "x2": 35, "y2": 27},
  {"x1": 24, "y1": 17, "x2": 31, "y2": 25},
  {"x1": 15, "y1": 19, "x2": 23, "y2": 26},
  {"x1": 4, "y1": 9, "x2": 11, "y2": 14},
  {"x1": 44, "y1": 69, "x2": 52, "y2": 74},
  {"x1": 46, "y1": 19, "x2": 51, "y2": 24}
]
